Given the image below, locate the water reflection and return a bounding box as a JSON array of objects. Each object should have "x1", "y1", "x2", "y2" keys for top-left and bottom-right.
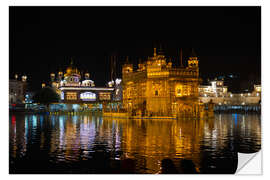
[{"x1": 9, "y1": 113, "x2": 261, "y2": 174}]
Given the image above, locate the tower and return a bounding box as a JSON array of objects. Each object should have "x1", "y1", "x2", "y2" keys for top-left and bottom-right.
[
  {"x1": 21, "y1": 75, "x2": 27, "y2": 100},
  {"x1": 22, "y1": 75, "x2": 27, "y2": 82},
  {"x1": 153, "y1": 48, "x2": 157, "y2": 57},
  {"x1": 188, "y1": 48, "x2": 199, "y2": 69},
  {"x1": 85, "y1": 72, "x2": 90, "y2": 80},
  {"x1": 50, "y1": 72, "x2": 55, "y2": 82},
  {"x1": 138, "y1": 58, "x2": 146, "y2": 71},
  {"x1": 58, "y1": 70, "x2": 63, "y2": 81},
  {"x1": 122, "y1": 56, "x2": 133, "y2": 75}
]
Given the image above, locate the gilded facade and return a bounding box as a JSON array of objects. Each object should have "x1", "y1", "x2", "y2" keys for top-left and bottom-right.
[{"x1": 122, "y1": 48, "x2": 203, "y2": 117}]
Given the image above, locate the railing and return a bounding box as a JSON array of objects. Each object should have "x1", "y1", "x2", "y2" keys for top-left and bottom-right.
[{"x1": 214, "y1": 105, "x2": 261, "y2": 113}]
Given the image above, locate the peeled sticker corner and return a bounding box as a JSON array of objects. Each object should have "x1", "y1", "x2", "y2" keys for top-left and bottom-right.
[{"x1": 236, "y1": 150, "x2": 262, "y2": 175}]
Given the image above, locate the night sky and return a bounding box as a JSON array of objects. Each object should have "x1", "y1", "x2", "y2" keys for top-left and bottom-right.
[{"x1": 9, "y1": 6, "x2": 261, "y2": 92}]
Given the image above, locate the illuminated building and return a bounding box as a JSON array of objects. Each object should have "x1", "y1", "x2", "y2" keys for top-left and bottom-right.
[
  {"x1": 199, "y1": 79, "x2": 261, "y2": 105},
  {"x1": 108, "y1": 78, "x2": 123, "y2": 102},
  {"x1": 239, "y1": 84, "x2": 261, "y2": 104},
  {"x1": 199, "y1": 79, "x2": 228, "y2": 97},
  {"x1": 49, "y1": 59, "x2": 114, "y2": 104},
  {"x1": 254, "y1": 84, "x2": 261, "y2": 93},
  {"x1": 122, "y1": 48, "x2": 204, "y2": 117},
  {"x1": 9, "y1": 74, "x2": 27, "y2": 104}
]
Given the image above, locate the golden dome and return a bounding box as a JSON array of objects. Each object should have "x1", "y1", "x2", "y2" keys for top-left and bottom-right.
[
  {"x1": 64, "y1": 58, "x2": 81, "y2": 77},
  {"x1": 66, "y1": 66, "x2": 73, "y2": 74}
]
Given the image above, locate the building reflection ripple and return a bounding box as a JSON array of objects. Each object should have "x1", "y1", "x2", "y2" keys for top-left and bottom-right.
[{"x1": 9, "y1": 113, "x2": 261, "y2": 174}]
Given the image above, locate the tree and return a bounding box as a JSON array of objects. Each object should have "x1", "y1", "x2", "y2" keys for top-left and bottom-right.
[{"x1": 33, "y1": 87, "x2": 60, "y2": 109}]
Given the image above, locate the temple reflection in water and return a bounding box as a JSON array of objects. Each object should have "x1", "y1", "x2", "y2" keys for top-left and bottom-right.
[{"x1": 9, "y1": 114, "x2": 261, "y2": 173}]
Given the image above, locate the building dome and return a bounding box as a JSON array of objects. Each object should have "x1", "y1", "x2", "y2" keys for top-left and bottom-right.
[
  {"x1": 65, "y1": 59, "x2": 80, "y2": 76},
  {"x1": 65, "y1": 66, "x2": 80, "y2": 78},
  {"x1": 66, "y1": 66, "x2": 74, "y2": 74}
]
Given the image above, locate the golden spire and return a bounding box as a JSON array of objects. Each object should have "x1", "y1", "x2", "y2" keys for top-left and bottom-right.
[{"x1": 154, "y1": 48, "x2": 157, "y2": 57}]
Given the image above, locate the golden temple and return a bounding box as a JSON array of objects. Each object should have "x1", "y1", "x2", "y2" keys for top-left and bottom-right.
[{"x1": 121, "y1": 48, "x2": 210, "y2": 118}]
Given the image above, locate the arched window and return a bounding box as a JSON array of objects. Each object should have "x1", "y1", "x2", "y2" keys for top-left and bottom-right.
[
  {"x1": 155, "y1": 90, "x2": 158, "y2": 96},
  {"x1": 175, "y1": 84, "x2": 183, "y2": 97}
]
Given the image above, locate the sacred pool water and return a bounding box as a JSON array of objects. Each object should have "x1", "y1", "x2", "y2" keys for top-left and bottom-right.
[{"x1": 9, "y1": 113, "x2": 261, "y2": 174}]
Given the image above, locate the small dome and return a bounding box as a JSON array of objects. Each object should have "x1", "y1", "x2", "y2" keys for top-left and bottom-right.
[
  {"x1": 65, "y1": 58, "x2": 80, "y2": 74},
  {"x1": 66, "y1": 66, "x2": 73, "y2": 74},
  {"x1": 66, "y1": 66, "x2": 79, "y2": 75},
  {"x1": 64, "y1": 59, "x2": 81, "y2": 78}
]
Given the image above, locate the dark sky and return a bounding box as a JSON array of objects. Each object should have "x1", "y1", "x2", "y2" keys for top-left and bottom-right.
[{"x1": 9, "y1": 6, "x2": 261, "y2": 91}]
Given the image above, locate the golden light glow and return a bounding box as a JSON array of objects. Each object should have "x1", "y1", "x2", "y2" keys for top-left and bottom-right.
[
  {"x1": 175, "y1": 84, "x2": 183, "y2": 97},
  {"x1": 122, "y1": 48, "x2": 201, "y2": 116},
  {"x1": 66, "y1": 92, "x2": 77, "y2": 100},
  {"x1": 99, "y1": 92, "x2": 111, "y2": 100},
  {"x1": 254, "y1": 85, "x2": 261, "y2": 92}
]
